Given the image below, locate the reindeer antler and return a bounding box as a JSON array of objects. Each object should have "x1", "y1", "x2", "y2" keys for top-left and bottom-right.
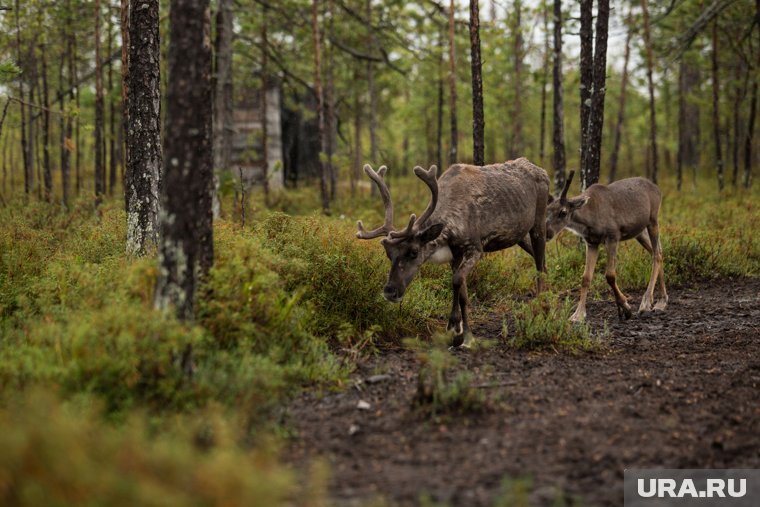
[
  {"x1": 413, "y1": 165, "x2": 439, "y2": 228},
  {"x1": 356, "y1": 165, "x2": 396, "y2": 239},
  {"x1": 560, "y1": 170, "x2": 575, "y2": 202}
]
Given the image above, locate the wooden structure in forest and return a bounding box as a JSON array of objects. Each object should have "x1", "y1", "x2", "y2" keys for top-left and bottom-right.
[{"x1": 231, "y1": 85, "x2": 284, "y2": 188}]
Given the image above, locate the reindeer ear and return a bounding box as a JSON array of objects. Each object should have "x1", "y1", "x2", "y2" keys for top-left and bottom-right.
[
  {"x1": 416, "y1": 223, "x2": 444, "y2": 243},
  {"x1": 547, "y1": 194, "x2": 555, "y2": 204},
  {"x1": 568, "y1": 195, "x2": 590, "y2": 210}
]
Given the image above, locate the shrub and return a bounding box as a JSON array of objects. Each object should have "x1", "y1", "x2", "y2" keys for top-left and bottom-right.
[
  {"x1": 0, "y1": 391, "x2": 303, "y2": 507},
  {"x1": 411, "y1": 336, "x2": 486, "y2": 417},
  {"x1": 505, "y1": 293, "x2": 597, "y2": 352}
]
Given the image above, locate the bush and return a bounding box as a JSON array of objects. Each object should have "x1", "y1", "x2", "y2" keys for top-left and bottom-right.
[
  {"x1": 505, "y1": 293, "x2": 597, "y2": 352},
  {"x1": 0, "y1": 391, "x2": 303, "y2": 507},
  {"x1": 411, "y1": 336, "x2": 487, "y2": 417}
]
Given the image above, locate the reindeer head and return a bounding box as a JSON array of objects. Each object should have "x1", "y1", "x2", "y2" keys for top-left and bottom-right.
[
  {"x1": 356, "y1": 164, "x2": 444, "y2": 302},
  {"x1": 546, "y1": 171, "x2": 589, "y2": 240}
]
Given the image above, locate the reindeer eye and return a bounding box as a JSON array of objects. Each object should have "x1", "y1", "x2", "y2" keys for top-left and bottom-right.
[
  {"x1": 409, "y1": 248, "x2": 419, "y2": 259},
  {"x1": 558, "y1": 209, "x2": 568, "y2": 218}
]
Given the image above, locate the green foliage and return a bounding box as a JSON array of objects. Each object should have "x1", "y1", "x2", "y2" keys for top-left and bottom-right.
[
  {"x1": 505, "y1": 293, "x2": 597, "y2": 353},
  {"x1": 0, "y1": 201, "x2": 345, "y2": 422},
  {"x1": 257, "y1": 211, "x2": 450, "y2": 342},
  {"x1": 0, "y1": 391, "x2": 301, "y2": 507},
  {"x1": 411, "y1": 335, "x2": 486, "y2": 417}
]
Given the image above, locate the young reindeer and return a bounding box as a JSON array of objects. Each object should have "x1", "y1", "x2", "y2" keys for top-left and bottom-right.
[
  {"x1": 545, "y1": 171, "x2": 668, "y2": 322},
  {"x1": 356, "y1": 158, "x2": 550, "y2": 347}
]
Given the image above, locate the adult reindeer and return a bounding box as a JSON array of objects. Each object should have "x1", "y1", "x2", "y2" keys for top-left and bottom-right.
[
  {"x1": 545, "y1": 171, "x2": 667, "y2": 322},
  {"x1": 357, "y1": 158, "x2": 550, "y2": 347}
]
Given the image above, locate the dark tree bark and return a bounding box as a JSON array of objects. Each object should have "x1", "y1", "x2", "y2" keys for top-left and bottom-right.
[
  {"x1": 509, "y1": 0, "x2": 523, "y2": 159},
  {"x1": 579, "y1": 0, "x2": 592, "y2": 179},
  {"x1": 551, "y1": 0, "x2": 566, "y2": 194},
  {"x1": 745, "y1": 0, "x2": 760, "y2": 188},
  {"x1": 731, "y1": 62, "x2": 747, "y2": 188},
  {"x1": 609, "y1": 15, "x2": 632, "y2": 183},
  {"x1": 583, "y1": 0, "x2": 609, "y2": 189},
  {"x1": 437, "y1": 31, "x2": 444, "y2": 171},
  {"x1": 15, "y1": 0, "x2": 30, "y2": 195},
  {"x1": 73, "y1": 33, "x2": 81, "y2": 195},
  {"x1": 677, "y1": 58, "x2": 700, "y2": 191},
  {"x1": 59, "y1": 2, "x2": 72, "y2": 208},
  {"x1": 94, "y1": 0, "x2": 105, "y2": 205},
  {"x1": 108, "y1": 11, "x2": 117, "y2": 195},
  {"x1": 325, "y1": 0, "x2": 337, "y2": 201},
  {"x1": 711, "y1": 22, "x2": 724, "y2": 191},
  {"x1": 745, "y1": 81, "x2": 757, "y2": 189},
  {"x1": 366, "y1": 0, "x2": 378, "y2": 182},
  {"x1": 312, "y1": 0, "x2": 329, "y2": 212},
  {"x1": 125, "y1": 0, "x2": 162, "y2": 257},
  {"x1": 261, "y1": 3, "x2": 270, "y2": 205},
  {"x1": 539, "y1": 1, "x2": 549, "y2": 164},
  {"x1": 641, "y1": 0, "x2": 659, "y2": 183},
  {"x1": 40, "y1": 25, "x2": 52, "y2": 202},
  {"x1": 469, "y1": 0, "x2": 484, "y2": 165},
  {"x1": 121, "y1": 0, "x2": 130, "y2": 208},
  {"x1": 213, "y1": 0, "x2": 233, "y2": 174},
  {"x1": 448, "y1": 0, "x2": 458, "y2": 165},
  {"x1": 351, "y1": 67, "x2": 362, "y2": 198},
  {"x1": 155, "y1": 0, "x2": 214, "y2": 320}
]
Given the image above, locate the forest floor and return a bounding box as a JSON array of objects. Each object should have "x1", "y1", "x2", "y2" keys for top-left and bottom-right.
[{"x1": 286, "y1": 277, "x2": 760, "y2": 506}]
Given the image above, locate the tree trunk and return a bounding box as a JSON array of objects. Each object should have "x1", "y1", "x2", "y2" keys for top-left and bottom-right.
[
  {"x1": 40, "y1": 25, "x2": 52, "y2": 202},
  {"x1": 261, "y1": 4, "x2": 270, "y2": 205},
  {"x1": 539, "y1": 1, "x2": 549, "y2": 164},
  {"x1": 312, "y1": 0, "x2": 329, "y2": 213},
  {"x1": 108, "y1": 11, "x2": 117, "y2": 195},
  {"x1": 125, "y1": 0, "x2": 162, "y2": 257},
  {"x1": 437, "y1": 34, "x2": 444, "y2": 171},
  {"x1": 94, "y1": 0, "x2": 105, "y2": 205},
  {"x1": 551, "y1": 0, "x2": 566, "y2": 194},
  {"x1": 448, "y1": 0, "x2": 458, "y2": 165},
  {"x1": 608, "y1": 15, "x2": 632, "y2": 183},
  {"x1": 366, "y1": 0, "x2": 378, "y2": 180},
  {"x1": 469, "y1": 0, "x2": 484, "y2": 165},
  {"x1": 731, "y1": 62, "x2": 747, "y2": 188},
  {"x1": 584, "y1": 0, "x2": 609, "y2": 189},
  {"x1": 509, "y1": 0, "x2": 522, "y2": 159},
  {"x1": 59, "y1": 3, "x2": 72, "y2": 208},
  {"x1": 352, "y1": 67, "x2": 362, "y2": 198},
  {"x1": 677, "y1": 58, "x2": 700, "y2": 192},
  {"x1": 213, "y1": 0, "x2": 233, "y2": 174},
  {"x1": 325, "y1": 0, "x2": 336, "y2": 201},
  {"x1": 745, "y1": 80, "x2": 757, "y2": 189},
  {"x1": 711, "y1": 22, "x2": 724, "y2": 191},
  {"x1": 73, "y1": 32, "x2": 81, "y2": 195},
  {"x1": 641, "y1": 0, "x2": 659, "y2": 183},
  {"x1": 15, "y1": 0, "x2": 31, "y2": 196},
  {"x1": 579, "y1": 0, "x2": 592, "y2": 179},
  {"x1": 745, "y1": 0, "x2": 760, "y2": 189},
  {"x1": 155, "y1": 0, "x2": 214, "y2": 320},
  {"x1": 121, "y1": 0, "x2": 130, "y2": 209}
]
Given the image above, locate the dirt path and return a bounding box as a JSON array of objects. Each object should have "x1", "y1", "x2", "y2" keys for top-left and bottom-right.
[{"x1": 287, "y1": 278, "x2": 760, "y2": 506}]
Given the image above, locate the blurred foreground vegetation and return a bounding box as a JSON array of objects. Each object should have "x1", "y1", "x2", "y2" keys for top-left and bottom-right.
[{"x1": 0, "y1": 174, "x2": 758, "y2": 504}]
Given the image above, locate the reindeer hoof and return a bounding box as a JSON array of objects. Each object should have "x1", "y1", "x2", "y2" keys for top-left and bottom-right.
[
  {"x1": 617, "y1": 303, "x2": 632, "y2": 321},
  {"x1": 653, "y1": 300, "x2": 668, "y2": 312},
  {"x1": 450, "y1": 333, "x2": 466, "y2": 348}
]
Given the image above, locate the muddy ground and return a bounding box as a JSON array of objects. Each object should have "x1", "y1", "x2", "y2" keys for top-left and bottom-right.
[{"x1": 287, "y1": 278, "x2": 760, "y2": 506}]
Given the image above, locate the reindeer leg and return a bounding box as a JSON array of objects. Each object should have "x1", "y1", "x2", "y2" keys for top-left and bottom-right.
[
  {"x1": 529, "y1": 225, "x2": 547, "y2": 294},
  {"x1": 653, "y1": 240, "x2": 668, "y2": 311},
  {"x1": 639, "y1": 223, "x2": 661, "y2": 314},
  {"x1": 605, "y1": 239, "x2": 632, "y2": 321},
  {"x1": 571, "y1": 243, "x2": 599, "y2": 322},
  {"x1": 448, "y1": 250, "x2": 481, "y2": 348}
]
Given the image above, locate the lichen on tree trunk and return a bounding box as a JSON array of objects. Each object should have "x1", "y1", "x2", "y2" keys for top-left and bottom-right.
[
  {"x1": 154, "y1": 0, "x2": 214, "y2": 320},
  {"x1": 125, "y1": 0, "x2": 161, "y2": 258}
]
